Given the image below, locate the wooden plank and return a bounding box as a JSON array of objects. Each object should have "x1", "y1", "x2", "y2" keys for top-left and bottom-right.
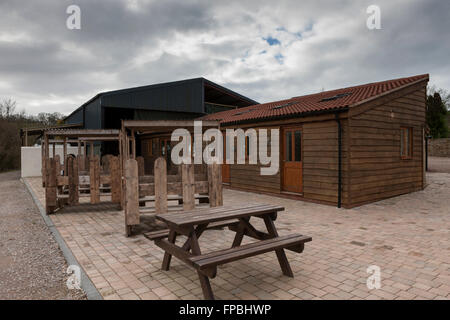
[
  {"x1": 125, "y1": 159, "x2": 140, "y2": 226},
  {"x1": 189, "y1": 234, "x2": 311, "y2": 269},
  {"x1": 154, "y1": 157, "x2": 168, "y2": 214},
  {"x1": 68, "y1": 155, "x2": 79, "y2": 205},
  {"x1": 156, "y1": 204, "x2": 283, "y2": 227},
  {"x1": 137, "y1": 156, "x2": 145, "y2": 176},
  {"x1": 208, "y1": 162, "x2": 223, "y2": 207},
  {"x1": 110, "y1": 156, "x2": 121, "y2": 204},
  {"x1": 77, "y1": 155, "x2": 86, "y2": 172},
  {"x1": 45, "y1": 158, "x2": 57, "y2": 214},
  {"x1": 63, "y1": 137, "x2": 67, "y2": 175},
  {"x1": 182, "y1": 163, "x2": 195, "y2": 210},
  {"x1": 89, "y1": 156, "x2": 100, "y2": 204}
]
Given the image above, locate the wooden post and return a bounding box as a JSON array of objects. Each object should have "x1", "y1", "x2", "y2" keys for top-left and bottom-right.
[
  {"x1": 41, "y1": 138, "x2": 46, "y2": 186},
  {"x1": 25, "y1": 129, "x2": 28, "y2": 146},
  {"x1": 119, "y1": 131, "x2": 125, "y2": 209},
  {"x1": 63, "y1": 137, "x2": 67, "y2": 175},
  {"x1": 208, "y1": 162, "x2": 223, "y2": 207},
  {"x1": 125, "y1": 159, "x2": 139, "y2": 235},
  {"x1": 89, "y1": 155, "x2": 100, "y2": 204},
  {"x1": 136, "y1": 156, "x2": 145, "y2": 176},
  {"x1": 68, "y1": 156, "x2": 79, "y2": 205},
  {"x1": 77, "y1": 140, "x2": 81, "y2": 157},
  {"x1": 52, "y1": 142, "x2": 56, "y2": 159},
  {"x1": 84, "y1": 141, "x2": 87, "y2": 157},
  {"x1": 131, "y1": 129, "x2": 136, "y2": 159},
  {"x1": 182, "y1": 163, "x2": 195, "y2": 210},
  {"x1": 110, "y1": 156, "x2": 121, "y2": 204},
  {"x1": 154, "y1": 157, "x2": 168, "y2": 214},
  {"x1": 77, "y1": 154, "x2": 85, "y2": 172},
  {"x1": 45, "y1": 158, "x2": 57, "y2": 214},
  {"x1": 90, "y1": 142, "x2": 94, "y2": 157},
  {"x1": 126, "y1": 135, "x2": 130, "y2": 160},
  {"x1": 54, "y1": 154, "x2": 61, "y2": 176}
]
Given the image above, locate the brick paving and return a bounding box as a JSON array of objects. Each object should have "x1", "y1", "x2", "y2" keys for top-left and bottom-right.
[{"x1": 25, "y1": 172, "x2": 450, "y2": 300}]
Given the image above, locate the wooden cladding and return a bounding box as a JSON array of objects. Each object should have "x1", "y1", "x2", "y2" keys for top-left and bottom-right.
[
  {"x1": 348, "y1": 87, "x2": 426, "y2": 206},
  {"x1": 222, "y1": 83, "x2": 426, "y2": 208}
]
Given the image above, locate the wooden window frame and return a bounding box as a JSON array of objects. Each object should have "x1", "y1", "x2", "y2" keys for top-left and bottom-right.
[{"x1": 400, "y1": 127, "x2": 413, "y2": 160}]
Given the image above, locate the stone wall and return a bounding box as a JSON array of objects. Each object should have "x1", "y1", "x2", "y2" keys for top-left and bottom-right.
[{"x1": 428, "y1": 138, "x2": 450, "y2": 157}]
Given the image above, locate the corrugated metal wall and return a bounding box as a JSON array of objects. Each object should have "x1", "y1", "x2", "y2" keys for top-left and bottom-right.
[{"x1": 101, "y1": 79, "x2": 203, "y2": 113}]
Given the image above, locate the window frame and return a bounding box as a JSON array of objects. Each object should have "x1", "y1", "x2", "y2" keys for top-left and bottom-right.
[{"x1": 400, "y1": 127, "x2": 413, "y2": 160}]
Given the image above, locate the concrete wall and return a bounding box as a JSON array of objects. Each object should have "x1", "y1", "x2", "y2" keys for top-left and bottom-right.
[
  {"x1": 21, "y1": 146, "x2": 79, "y2": 178},
  {"x1": 429, "y1": 138, "x2": 450, "y2": 157}
]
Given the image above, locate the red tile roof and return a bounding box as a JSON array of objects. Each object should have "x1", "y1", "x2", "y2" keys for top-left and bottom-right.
[{"x1": 200, "y1": 74, "x2": 429, "y2": 125}]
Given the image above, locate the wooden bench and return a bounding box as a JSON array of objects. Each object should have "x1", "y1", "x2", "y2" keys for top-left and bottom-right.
[
  {"x1": 150, "y1": 203, "x2": 312, "y2": 299},
  {"x1": 189, "y1": 234, "x2": 312, "y2": 278}
]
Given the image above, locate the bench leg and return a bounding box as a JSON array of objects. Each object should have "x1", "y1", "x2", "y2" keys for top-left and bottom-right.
[
  {"x1": 198, "y1": 272, "x2": 214, "y2": 300},
  {"x1": 162, "y1": 230, "x2": 177, "y2": 271},
  {"x1": 189, "y1": 228, "x2": 215, "y2": 300},
  {"x1": 263, "y1": 215, "x2": 294, "y2": 277},
  {"x1": 231, "y1": 220, "x2": 246, "y2": 247}
]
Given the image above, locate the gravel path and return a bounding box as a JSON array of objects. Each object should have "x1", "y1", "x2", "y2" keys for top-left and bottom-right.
[{"x1": 0, "y1": 171, "x2": 86, "y2": 300}]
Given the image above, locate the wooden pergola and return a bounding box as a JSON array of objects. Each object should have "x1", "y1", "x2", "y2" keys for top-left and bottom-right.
[
  {"x1": 120, "y1": 120, "x2": 219, "y2": 160},
  {"x1": 42, "y1": 129, "x2": 121, "y2": 214},
  {"x1": 120, "y1": 120, "x2": 222, "y2": 236},
  {"x1": 20, "y1": 123, "x2": 83, "y2": 147}
]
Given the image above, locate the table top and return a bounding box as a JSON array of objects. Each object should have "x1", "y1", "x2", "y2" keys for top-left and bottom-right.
[{"x1": 156, "y1": 203, "x2": 284, "y2": 227}]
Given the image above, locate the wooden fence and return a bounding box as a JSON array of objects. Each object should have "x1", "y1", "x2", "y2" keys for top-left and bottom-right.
[
  {"x1": 44, "y1": 154, "x2": 121, "y2": 214},
  {"x1": 124, "y1": 156, "x2": 222, "y2": 236}
]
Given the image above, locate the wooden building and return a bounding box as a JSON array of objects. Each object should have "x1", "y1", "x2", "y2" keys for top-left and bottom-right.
[{"x1": 200, "y1": 74, "x2": 429, "y2": 208}]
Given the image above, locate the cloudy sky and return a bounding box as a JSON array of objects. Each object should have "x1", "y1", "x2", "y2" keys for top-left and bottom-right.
[{"x1": 0, "y1": 0, "x2": 449, "y2": 115}]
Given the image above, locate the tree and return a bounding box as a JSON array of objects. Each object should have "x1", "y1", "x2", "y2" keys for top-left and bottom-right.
[
  {"x1": 426, "y1": 92, "x2": 448, "y2": 138},
  {"x1": 0, "y1": 98, "x2": 17, "y2": 119}
]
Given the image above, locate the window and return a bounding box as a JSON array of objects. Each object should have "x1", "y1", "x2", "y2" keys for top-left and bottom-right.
[
  {"x1": 400, "y1": 127, "x2": 413, "y2": 159},
  {"x1": 284, "y1": 129, "x2": 302, "y2": 162}
]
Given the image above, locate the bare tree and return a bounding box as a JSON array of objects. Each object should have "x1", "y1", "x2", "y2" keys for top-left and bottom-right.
[{"x1": 0, "y1": 98, "x2": 17, "y2": 119}]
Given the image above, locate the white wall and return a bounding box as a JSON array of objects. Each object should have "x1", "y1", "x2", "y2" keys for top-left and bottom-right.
[{"x1": 21, "y1": 146, "x2": 79, "y2": 178}]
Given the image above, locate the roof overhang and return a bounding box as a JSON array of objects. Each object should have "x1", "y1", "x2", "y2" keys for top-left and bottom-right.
[{"x1": 122, "y1": 120, "x2": 220, "y2": 135}]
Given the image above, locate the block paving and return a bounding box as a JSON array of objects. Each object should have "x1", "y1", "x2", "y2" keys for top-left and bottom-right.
[{"x1": 25, "y1": 172, "x2": 450, "y2": 300}]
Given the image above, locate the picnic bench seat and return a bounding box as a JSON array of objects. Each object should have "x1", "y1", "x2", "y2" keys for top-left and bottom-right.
[{"x1": 188, "y1": 234, "x2": 312, "y2": 277}]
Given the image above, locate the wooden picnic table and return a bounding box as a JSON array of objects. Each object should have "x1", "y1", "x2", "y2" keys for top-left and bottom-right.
[{"x1": 144, "y1": 203, "x2": 312, "y2": 300}]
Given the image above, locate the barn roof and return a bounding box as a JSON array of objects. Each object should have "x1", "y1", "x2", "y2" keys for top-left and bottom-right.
[{"x1": 200, "y1": 74, "x2": 429, "y2": 125}]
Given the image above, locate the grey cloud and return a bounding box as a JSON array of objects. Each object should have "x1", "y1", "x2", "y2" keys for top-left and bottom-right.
[{"x1": 0, "y1": 0, "x2": 449, "y2": 115}]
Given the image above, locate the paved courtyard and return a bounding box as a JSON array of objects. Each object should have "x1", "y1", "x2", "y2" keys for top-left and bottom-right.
[{"x1": 24, "y1": 171, "x2": 450, "y2": 300}]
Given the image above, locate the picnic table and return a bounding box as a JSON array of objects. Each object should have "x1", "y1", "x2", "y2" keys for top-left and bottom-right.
[{"x1": 144, "y1": 203, "x2": 312, "y2": 300}]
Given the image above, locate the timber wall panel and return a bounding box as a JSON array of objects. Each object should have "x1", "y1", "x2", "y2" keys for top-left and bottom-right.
[
  {"x1": 228, "y1": 126, "x2": 282, "y2": 194},
  {"x1": 348, "y1": 86, "x2": 426, "y2": 206},
  {"x1": 302, "y1": 119, "x2": 349, "y2": 206}
]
